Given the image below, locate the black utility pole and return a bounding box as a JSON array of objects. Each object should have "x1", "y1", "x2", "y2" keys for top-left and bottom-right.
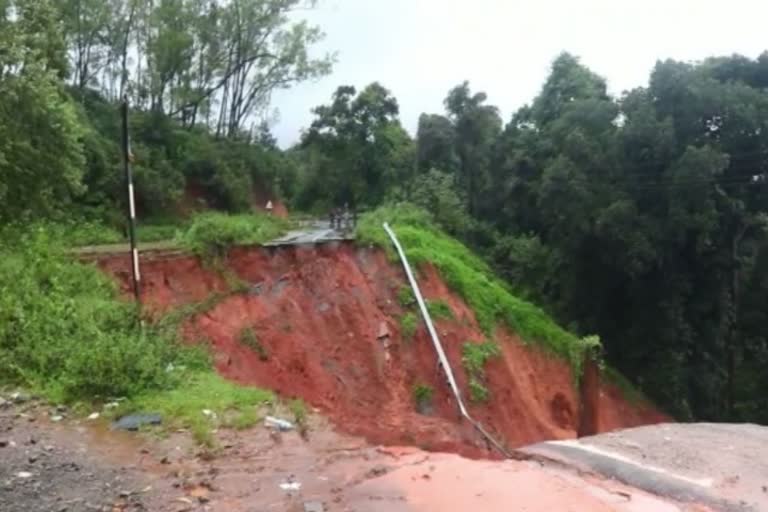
[{"x1": 121, "y1": 97, "x2": 141, "y2": 305}]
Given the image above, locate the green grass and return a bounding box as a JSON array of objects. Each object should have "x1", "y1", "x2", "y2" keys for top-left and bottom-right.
[
  {"x1": 397, "y1": 286, "x2": 416, "y2": 308},
  {"x1": 289, "y1": 398, "x2": 307, "y2": 425},
  {"x1": 239, "y1": 327, "x2": 269, "y2": 361},
  {"x1": 412, "y1": 383, "x2": 433, "y2": 410},
  {"x1": 400, "y1": 312, "x2": 418, "y2": 341},
  {"x1": 124, "y1": 371, "x2": 273, "y2": 446},
  {"x1": 137, "y1": 223, "x2": 181, "y2": 242},
  {"x1": 227, "y1": 407, "x2": 260, "y2": 430},
  {"x1": 157, "y1": 292, "x2": 232, "y2": 331},
  {"x1": 357, "y1": 203, "x2": 589, "y2": 372},
  {"x1": 47, "y1": 219, "x2": 184, "y2": 248},
  {"x1": 0, "y1": 223, "x2": 275, "y2": 446},
  {"x1": 288, "y1": 398, "x2": 309, "y2": 437},
  {"x1": 59, "y1": 221, "x2": 124, "y2": 246},
  {"x1": 426, "y1": 299, "x2": 454, "y2": 320},
  {"x1": 0, "y1": 224, "x2": 207, "y2": 402},
  {"x1": 176, "y1": 211, "x2": 289, "y2": 258},
  {"x1": 462, "y1": 341, "x2": 501, "y2": 402}
]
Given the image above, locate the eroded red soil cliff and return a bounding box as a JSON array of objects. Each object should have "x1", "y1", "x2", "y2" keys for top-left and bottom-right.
[{"x1": 96, "y1": 243, "x2": 666, "y2": 457}]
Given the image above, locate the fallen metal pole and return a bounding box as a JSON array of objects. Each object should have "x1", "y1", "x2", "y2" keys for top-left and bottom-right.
[{"x1": 383, "y1": 222, "x2": 511, "y2": 458}]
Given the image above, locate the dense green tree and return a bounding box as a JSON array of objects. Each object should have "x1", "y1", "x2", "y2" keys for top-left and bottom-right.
[
  {"x1": 0, "y1": 0, "x2": 85, "y2": 222},
  {"x1": 416, "y1": 113, "x2": 458, "y2": 174},
  {"x1": 444, "y1": 81, "x2": 502, "y2": 219},
  {"x1": 485, "y1": 53, "x2": 768, "y2": 421},
  {"x1": 296, "y1": 83, "x2": 414, "y2": 210}
]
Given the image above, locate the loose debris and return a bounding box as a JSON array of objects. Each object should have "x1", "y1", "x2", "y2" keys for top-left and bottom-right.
[{"x1": 112, "y1": 414, "x2": 163, "y2": 431}]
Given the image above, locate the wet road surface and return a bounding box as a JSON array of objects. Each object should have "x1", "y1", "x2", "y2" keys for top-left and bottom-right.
[
  {"x1": 3, "y1": 396, "x2": 738, "y2": 512},
  {"x1": 522, "y1": 423, "x2": 768, "y2": 512}
]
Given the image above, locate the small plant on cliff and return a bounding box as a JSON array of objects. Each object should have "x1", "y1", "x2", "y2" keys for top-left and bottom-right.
[
  {"x1": 412, "y1": 383, "x2": 434, "y2": 413},
  {"x1": 426, "y1": 299, "x2": 454, "y2": 320},
  {"x1": 400, "y1": 312, "x2": 418, "y2": 341},
  {"x1": 397, "y1": 286, "x2": 416, "y2": 308},
  {"x1": 467, "y1": 378, "x2": 490, "y2": 403},
  {"x1": 462, "y1": 341, "x2": 501, "y2": 402},
  {"x1": 288, "y1": 398, "x2": 309, "y2": 438},
  {"x1": 239, "y1": 327, "x2": 269, "y2": 361}
]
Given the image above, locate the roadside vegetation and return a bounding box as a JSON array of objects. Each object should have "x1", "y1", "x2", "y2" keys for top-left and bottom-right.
[
  {"x1": 358, "y1": 204, "x2": 591, "y2": 373},
  {"x1": 0, "y1": 224, "x2": 273, "y2": 444},
  {"x1": 175, "y1": 212, "x2": 290, "y2": 258},
  {"x1": 122, "y1": 372, "x2": 274, "y2": 447}
]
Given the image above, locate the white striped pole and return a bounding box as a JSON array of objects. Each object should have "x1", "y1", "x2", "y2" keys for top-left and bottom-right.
[{"x1": 121, "y1": 97, "x2": 141, "y2": 306}]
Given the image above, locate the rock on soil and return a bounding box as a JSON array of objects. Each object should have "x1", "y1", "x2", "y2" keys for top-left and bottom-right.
[{"x1": 113, "y1": 414, "x2": 163, "y2": 431}]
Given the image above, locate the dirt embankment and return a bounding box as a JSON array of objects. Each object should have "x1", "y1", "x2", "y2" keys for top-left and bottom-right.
[{"x1": 95, "y1": 243, "x2": 666, "y2": 457}]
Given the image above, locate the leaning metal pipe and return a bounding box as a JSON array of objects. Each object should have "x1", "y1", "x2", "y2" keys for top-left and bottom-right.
[{"x1": 383, "y1": 222, "x2": 511, "y2": 458}]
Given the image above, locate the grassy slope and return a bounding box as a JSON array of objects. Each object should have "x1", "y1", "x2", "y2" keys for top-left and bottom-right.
[
  {"x1": 0, "y1": 220, "x2": 283, "y2": 444},
  {"x1": 357, "y1": 204, "x2": 592, "y2": 377},
  {"x1": 358, "y1": 205, "x2": 653, "y2": 405}
]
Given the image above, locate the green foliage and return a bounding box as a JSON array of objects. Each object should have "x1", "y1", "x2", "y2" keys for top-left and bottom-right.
[
  {"x1": 289, "y1": 398, "x2": 308, "y2": 426},
  {"x1": 137, "y1": 223, "x2": 181, "y2": 243},
  {"x1": 467, "y1": 378, "x2": 490, "y2": 403},
  {"x1": 408, "y1": 169, "x2": 472, "y2": 236},
  {"x1": 443, "y1": 81, "x2": 502, "y2": 218},
  {"x1": 239, "y1": 327, "x2": 269, "y2": 361},
  {"x1": 426, "y1": 299, "x2": 454, "y2": 320},
  {"x1": 0, "y1": 225, "x2": 203, "y2": 402},
  {"x1": 125, "y1": 371, "x2": 273, "y2": 447},
  {"x1": 462, "y1": 341, "x2": 501, "y2": 403},
  {"x1": 358, "y1": 205, "x2": 584, "y2": 368},
  {"x1": 176, "y1": 212, "x2": 289, "y2": 258},
  {"x1": 295, "y1": 83, "x2": 415, "y2": 210},
  {"x1": 397, "y1": 286, "x2": 416, "y2": 308},
  {"x1": 400, "y1": 312, "x2": 418, "y2": 341},
  {"x1": 461, "y1": 341, "x2": 501, "y2": 375},
  {"x1": 412, "y1": 383, "x2": 433, "y2": 410},
  {"x1": 61, "y1": 221, "x2": 123, "y2": 247},
  {"x1": 416, "y1": 114, "x2": 459, "y2": 173},
  {"x1": 288, "y1": 398, "x2": 309, "y2": 437},
  {"x1": 228, "y1": 408, "x2": 260, "y2": 431},
  {"x1": 356, "y1": 202, "x2": 435, "y2": 250},
  {"x1": 158, "y1": 293, "x2": 231, "y2": 331},
  {"x1": 0, "y1": 0, "x2": 86, "y2": 223}
]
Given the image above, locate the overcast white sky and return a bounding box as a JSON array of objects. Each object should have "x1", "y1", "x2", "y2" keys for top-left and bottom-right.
[{"x1": 270, "y1": 0, "x2": 768, "y2": 147}]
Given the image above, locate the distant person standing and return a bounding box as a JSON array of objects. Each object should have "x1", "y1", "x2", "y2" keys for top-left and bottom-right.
[
  {"x1": 265, "y1": 200, "x2": 273, "y2": 216},
  {"x1": 343, "y1": 202, "x2": 350, "y2": 230}
]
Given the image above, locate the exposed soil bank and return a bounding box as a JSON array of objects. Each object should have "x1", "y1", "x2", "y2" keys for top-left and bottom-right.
[{"x1": 95, "y1": 242, "x2": 666, "y2": 457}]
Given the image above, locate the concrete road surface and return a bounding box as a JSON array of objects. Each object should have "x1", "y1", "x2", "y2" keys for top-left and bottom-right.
[
  {"x1": 522, "y1": 423, "x2": 768, "y2": 512},
  {"x1": 264, "y1": 219, "x2": 355, "y2": 246}
]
